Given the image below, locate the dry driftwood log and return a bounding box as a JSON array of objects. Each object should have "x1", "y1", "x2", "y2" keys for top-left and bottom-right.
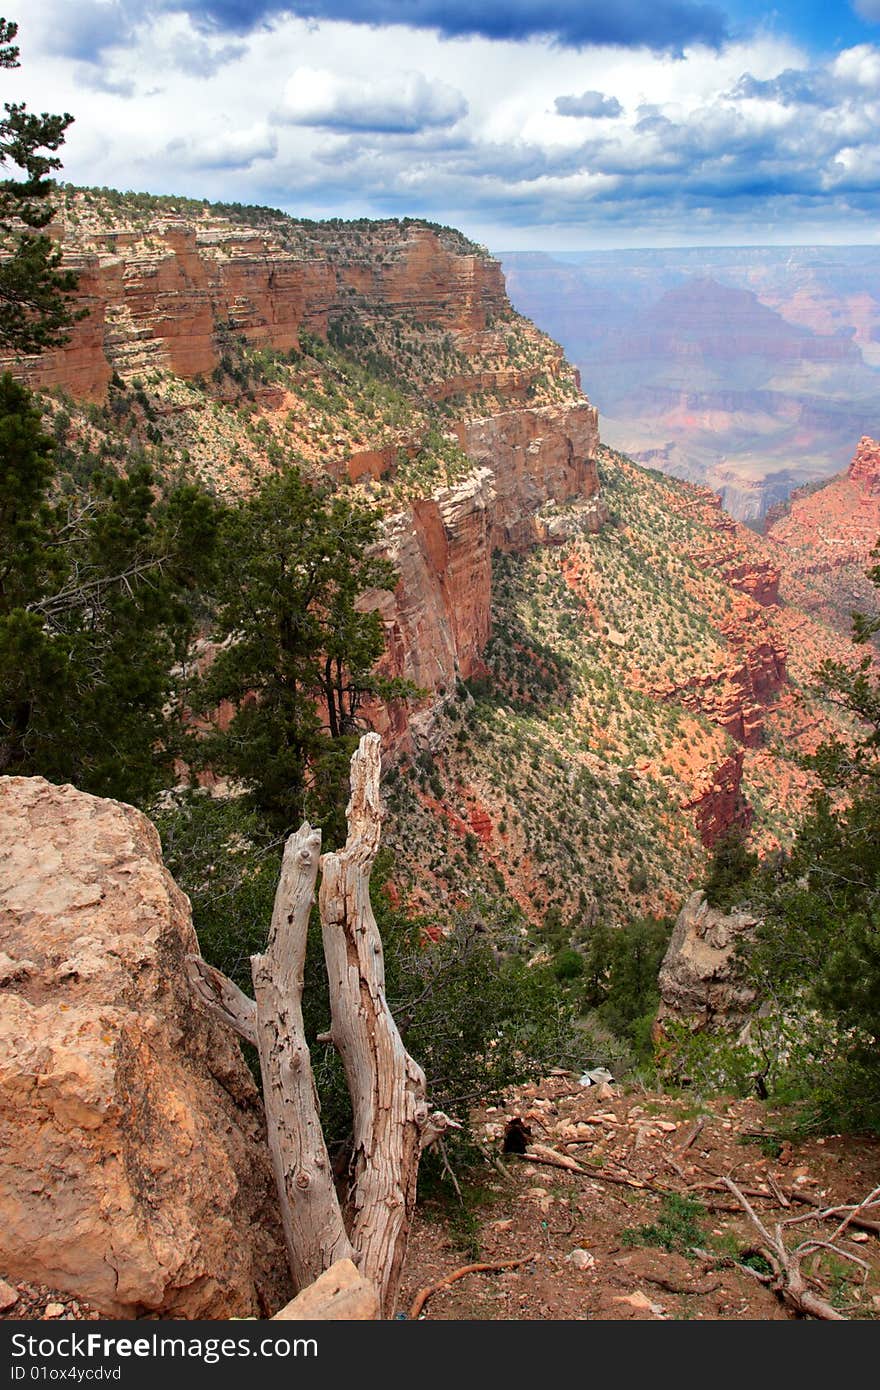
[{"x1": 187, "y1": 733, "x2": 439, "y2": 1318}]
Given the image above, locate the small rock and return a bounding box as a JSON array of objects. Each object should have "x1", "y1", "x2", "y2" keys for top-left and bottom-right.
[
  {"x1": 634, "y1": 1124, "x2": 658, "y2": 1148},
  {"x1": 566, "y1": 1249, "x2": 595, "y2": 1271},
  {"x1": 849, "y1": 1232, "x2": 869, "y2": 1244},
  {"x1": 43, "y1": 1303, "x2": 66, "y2": 1319},
  {"x1": 0, "y1": 1279, "x2": 18, "y2": 1311},
  {"x1": 655, "y1": 1120, "x2": 678, "y2": 1133},
  {"x1": 613, "y1": 1290, "x2": 665, "y2": 1317}
]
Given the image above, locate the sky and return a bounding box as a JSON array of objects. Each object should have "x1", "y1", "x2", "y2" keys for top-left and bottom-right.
[{"x1": 10, "y1": 1, "x2": 880, "y2": 249}]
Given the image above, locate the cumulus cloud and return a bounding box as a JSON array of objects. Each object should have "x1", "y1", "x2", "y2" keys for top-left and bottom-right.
[
  {"x1": 729, "y1": 68, "x2": 836, "y2": 106},
  {"x1": 277, "y1": 68, "x2": 467, "y2": 132},
  {"x1": 555, "y1": 90, "x2": 622, "y2": 118},
  {"x1": 167, "y1": 121, "x2": 278, "y2": 168},
  {"x1": 37, "y1": 0, "x2": 730, "y2": 55},
  {"x1": 833, "y1": 42, "x2": 880, "y2": 86},
  {"x1": 19, "y1": 4, "x2": 880, "y2": 246}
]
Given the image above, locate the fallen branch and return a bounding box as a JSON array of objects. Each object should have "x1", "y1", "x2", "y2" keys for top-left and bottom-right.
[
  {"x1": 527, "y1": 1143, "x2": 586, "y2": 1173},
  {"x1": 766, "y1": 1173, "x2": 791, "y2": 1209},
  {"x1": 680, "y1": 1116, "x2": 707, "y2": 1151},
  {"x1": 723, "y1": 1177, "x2": 846, "y2": 1320},
  {"x1": 408, "y1": 1254, "x2": 537, "y2": 1320},
  {"x1": 691, "y1": 1247, "x2": 774, "y2": 1286},
  {"x1": 790, "y1": 1188, "x2": 880, "y2": 1238}
]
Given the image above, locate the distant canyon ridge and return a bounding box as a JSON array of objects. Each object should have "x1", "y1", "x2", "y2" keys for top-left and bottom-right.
[{"x1": 500, "y1": 246, "x2": 880, "y2": 526}]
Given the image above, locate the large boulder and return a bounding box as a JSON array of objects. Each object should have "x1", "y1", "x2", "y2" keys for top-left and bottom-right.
[
  {"x1": 655, "y1": 890, "x2": 758, "y2": 1032},
  {"x1": 0, "y1": 777, "x2": 290, "y2": 1318}
]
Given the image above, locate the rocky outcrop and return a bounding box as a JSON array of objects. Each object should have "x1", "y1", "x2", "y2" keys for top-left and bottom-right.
[
  {"x1": 0, "y1": 778, "x2": 289, "y2": 1318},
  {"x1": 655, "y1": 630, "x2": 786, "y2": 749},
  {"x1": 765, "y1": 435, "x2": 880, "y2": 632},
  {"x1": 682, "y1": 751, "x2": 752, "y2": 847},
  {"x1": 456, "y1": 402, "x2": 601, "y2": 551},
  {"x1": 364, "y1": 400, "x2": 604, "y2": 744},
  {"x1": 848, "y1": 435, "x2": 880, "y2": 494},
  {"x1": 656, "y1": 890, "x2": 759, "y2": 1031},
  {"x1": 363, "y1": 468, "x2": 495, "y2": 745},
  {"x1": 6, "y1": 218, "x2": 505, "y2": 403},
  {"x1": 722, "y1": 558, "x2": 780, "y2": 606}
]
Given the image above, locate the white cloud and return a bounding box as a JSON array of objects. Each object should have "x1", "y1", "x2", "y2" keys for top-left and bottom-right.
[
  {"x1": 168, "y1": 122, "x2": 278, "y2": 169},
  {"x1": 13, "y1": 10, "x2": 880, "y2": 247},
  {"x1": 832, "y1": 42, "x2": 880, "y2": 87},
  {"x1": 277, "y1": 67, "x2": 467, "y2": 132}
]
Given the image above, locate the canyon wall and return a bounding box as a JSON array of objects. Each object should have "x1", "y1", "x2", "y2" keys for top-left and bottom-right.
[
  {"x1": 366, "y1": 401, "x2": 603, "y2": 744},
  {"x1": 5, "y1": 219, "x2": 506, "y2": 403},
  {"x1": 12, "y1": 203, "x2": 604, "y2": 747}
]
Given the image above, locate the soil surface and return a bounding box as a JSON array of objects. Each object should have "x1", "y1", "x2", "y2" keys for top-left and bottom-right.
[
  {"x1": 399, "y1": 1076, "x2": 880, "y2": 1321},
  {"x1": 2, "y1": 1076, "x2": 877, "y2": 1323}
]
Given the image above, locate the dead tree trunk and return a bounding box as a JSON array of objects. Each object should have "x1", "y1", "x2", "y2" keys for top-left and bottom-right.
[
  {"x1": 186, "y1": 732, "x2": 437, "y2": 1318},
  {"x1": 319, "y1": 733, "x2": 428, "y2": 1315},
  {"x1": 251, "y1": 824, "x2": 355, "y2": 1288}
]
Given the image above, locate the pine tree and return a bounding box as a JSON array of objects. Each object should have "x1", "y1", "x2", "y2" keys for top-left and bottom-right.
[
  {"x1": 0, "y1": 373, "x2": 219, "y2": 802},
  {"x1": 190, "y1": 466, "x2": 412, "y2": 840},
  {"x1": 0, "y1": 16, "x2": 80, "y2": 353}
]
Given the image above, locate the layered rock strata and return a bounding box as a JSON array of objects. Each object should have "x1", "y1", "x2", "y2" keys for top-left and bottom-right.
[{"x1": 6, "y1": 219, "x2": 507, "y2": 403}]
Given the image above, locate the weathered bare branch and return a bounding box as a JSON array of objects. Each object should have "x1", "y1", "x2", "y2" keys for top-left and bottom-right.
[
  {"x1": 723, "y1": 1176, "x2": 848, "y2": 1320},
  {"x1": 319, "y1": 732, "x2": 428, "y2": 1316},
  {"x1": 252, "y1": 822, "x2": 354, "y2": 1292},
  {"x1": 185, "y1": 954, "x2": 257, "y2": 1047}
]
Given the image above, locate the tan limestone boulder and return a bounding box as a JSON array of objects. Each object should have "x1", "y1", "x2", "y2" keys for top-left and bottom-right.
[
  {"x1": 0, "y1": 777, "x2": 289, "y2": 1318},
  {"x1": 656, "y1": 890, "x2": 759, "y2": 1032}
]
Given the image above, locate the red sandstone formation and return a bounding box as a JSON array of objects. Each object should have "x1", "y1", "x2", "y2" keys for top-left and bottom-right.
[
  {"x1": 457, "y1": 402, "x2": 600, "y2": 550},
  {"x1": 682, "y1": 750, "x2": 752, "y2": 847},
  {"x1": 5, "y1": 218, "x2": 506, "y2": 403},
  {"x1": 848, "y1": 435, "x2": 880, "y2": 495},
  {"x1": 765, "y1": 435, "x2": 880, "y2": 632},
  {"x1": 721, "y1": 558, "x2": 780, "y2": 606}
]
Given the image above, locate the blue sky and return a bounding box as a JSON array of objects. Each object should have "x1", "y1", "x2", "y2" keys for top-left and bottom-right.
[{"x1": 12, "y1": 1, "x2": 880, "y2": 248}]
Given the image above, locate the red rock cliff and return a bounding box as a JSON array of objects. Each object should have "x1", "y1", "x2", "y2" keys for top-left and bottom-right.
[{"x1": 5, "y1": 218, "x2": 506, "y2": 403}]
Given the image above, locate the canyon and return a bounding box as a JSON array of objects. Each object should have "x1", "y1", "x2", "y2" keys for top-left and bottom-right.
[
  {"x1": 501, "y1": 246, "x2": 880, "y2": 524},
  {"x1": 5, "y1": 189, "x2": 875, "y2": 935},
  {"x1": 3, "y1": 193, "x2": 880, "y2": 1322}
]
